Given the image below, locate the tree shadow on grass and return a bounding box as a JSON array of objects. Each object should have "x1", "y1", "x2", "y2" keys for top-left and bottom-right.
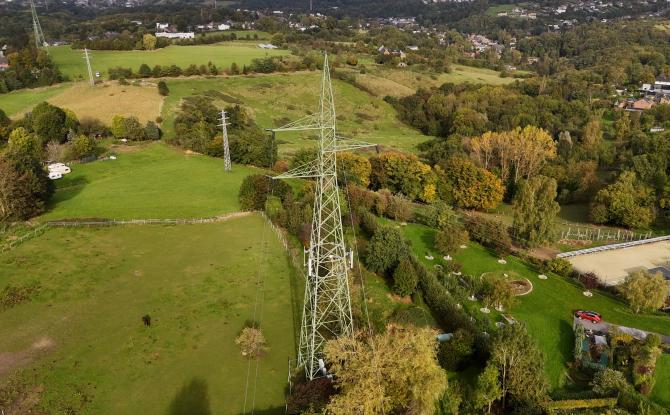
[
  {"x1": 167, "y1": 378, "x2": 211, "y2": 415},
  {"x1": 558, "y1": 318, "x2": 575, "y2": 365}
]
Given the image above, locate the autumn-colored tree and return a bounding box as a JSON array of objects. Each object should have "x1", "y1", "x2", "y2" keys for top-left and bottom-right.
[
  {"x1": 619, "y1": 270, "x2": 670, "y2": 314},
  {"x1": 324, "y1": 325, "x2": 448, "y2": 415},
  {"x1": 142, "y1": 33, "x2": 157, "y2": 50},
  {"x1": 512, "y1": 176, "x2": 560, "y2": 247},
  {"x1": 581, "y1": 118, "x2": 603, "y2": 159},
  {"x1": 369, "y1": 152, "x2": 436, "y2": 202},
  {"x1": 435, "y1": 157, "x2": 504, "y2": 210},
  {"x1": 235, "y1": 327, "x2": 268, "y2": 358},
  {"x1": 474, "y1": 363, "x2": 502, "y2": 414},
  {"x1": 337, "y1": 152, "x2": 371, "y2": 187},
  {"x1": 468, "y1": 126, "x2": 556, "y2": 184}
]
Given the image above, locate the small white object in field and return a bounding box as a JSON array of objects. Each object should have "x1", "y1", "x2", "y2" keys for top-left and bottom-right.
[
  {"x1": 498, "y1": 259, "x2": 507, "y2": 264},
  {"x1": 443, "y1": 255, "x2": 452, "y2": 261},
  {"x1": 504, "y1": 273, "x2": 508, "y2": 277},
  {"x1": 468, "y1": 295, "x2": 477, "y2": 301},
  {"x1": 538, "y1": 274, "x2": 548, "y2": 280},
  {"x1": 460, "y1": 245, "x2": 467, "y2": 249},
  {"x1": 400, "y1": 222, "x2": 407, "y2": 226},
  {"x1": 425, "y1": 255, "x2": 434, "y2": 260},
  {"x1": 480, "y1": 307, "x2": 491, "y2": 314},
  {"x1": 110, "y1": 155, "x2": 117, "y2": 160},
  {"x1": 495, "y1": 305, "x2": 504, "y2": 312},
  {"x1": 583, "y1": 291, "x2": 593, "y2": 297}
]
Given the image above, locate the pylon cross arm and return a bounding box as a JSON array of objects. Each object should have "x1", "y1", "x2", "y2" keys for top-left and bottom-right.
[
  {"x1": 270, "y1": 114, "x2": 321, "y2": 132},
  {"x1": 271, "y1": 159, "x2": 320, "y2": 179}
]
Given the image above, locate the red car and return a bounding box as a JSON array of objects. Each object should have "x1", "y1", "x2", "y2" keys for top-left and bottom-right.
[{"x1": 575, "y1": 310, "x2": 602, "y2": 323}]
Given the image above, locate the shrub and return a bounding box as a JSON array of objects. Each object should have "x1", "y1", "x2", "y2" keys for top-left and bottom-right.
[
  {"x1": 235, "y1": 327, "x2": 268, "y2": 358},
  {"x1": 435, "y1": 225, "x2": 469, "y2": 255},
  {"x1": 385, "y1": 193, "x2": 413, "y2": 222},
  {"x1": 578, "y1": 272, "x2": 601, "y2": 289},
  {"x1": 286, "y1": 378, "x2": 335, "y2": 414},
  {"x1": 392, "y1": 258, "x2": 418, "y2": 296},
  {"x1": 365, "y1": 226, "x2": 409, "y2": 275},
  {"x1": 464, "y1": 216, "x2": 512, "y2": 255},
  {"x1": 67, "y1": 135, "x2": 97, "y2": 160},
  {"x1": 157, "y1": 80, "x2": 169, "y2": 96},
  {"x1": 438, "y1": 328, "x2": 475, "y2": 371},
  {"x1": 359, "y1": 210, "x2": 378, "y2": 236},
  {"x1": 546, "y1": 258, "x2": 573, "y2": 277},
  {"x1": 144, "y1": 121, "x2": 161, "y2": 140},
  {"x1": 238, "y1": 174, "x2": 291, "y2": 211}
]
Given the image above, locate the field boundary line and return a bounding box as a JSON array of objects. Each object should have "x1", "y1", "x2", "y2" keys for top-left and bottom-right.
[
  {"x1": 557, "y1": 235, "x2": 670, "y2": 258},
  {"x1": 1, "y1": 212, "x2": 253, "y2": 253}
]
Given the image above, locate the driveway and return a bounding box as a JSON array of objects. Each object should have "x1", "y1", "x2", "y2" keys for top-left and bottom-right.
[{"x1": 573, "y1": 317, "x2": 670, "y2": 345}]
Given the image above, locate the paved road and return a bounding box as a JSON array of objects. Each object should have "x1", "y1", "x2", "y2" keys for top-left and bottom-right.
[{"x1": 573, "y1": 317, "x2": 670, "y2": 345}]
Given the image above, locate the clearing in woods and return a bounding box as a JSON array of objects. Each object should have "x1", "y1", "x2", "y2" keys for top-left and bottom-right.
[
  {"x1": 0, "y1": 215, "x2": 298, "y2": 414},
  {"x1": 49, "y1": 44, "x2": 287, "y2": 80},
  {"x1": 0, "y1": 83, "x2": 72, "y2": 117},
  {"x1": 40, "y1": 142, "x2": 262, "y2": 221},
  {"x1": 160, "y1": 73, "x2": 431, "y2": 155}
]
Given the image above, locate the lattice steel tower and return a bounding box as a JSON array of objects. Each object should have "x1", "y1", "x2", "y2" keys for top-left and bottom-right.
[
  {"x1": 219, "y1": 110, "x2": 232, "y2": 172},
  {"x1": 270, "y1": 54, "x2": 374, "y2": 379},
  {"x1": 30, "y1": 0, "x2": 47, "y2": 49},
  {"x1": 83, "y1": 48, "x2": 94, "y2": 87}
]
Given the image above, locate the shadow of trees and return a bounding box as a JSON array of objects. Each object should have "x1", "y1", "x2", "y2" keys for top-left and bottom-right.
[{"x1": 168, "y1": 378, "x2": 211, "y2": 415}]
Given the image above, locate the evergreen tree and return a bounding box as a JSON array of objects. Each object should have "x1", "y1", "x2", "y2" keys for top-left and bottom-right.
[{"x1": 392, "y1": 258, "x2": 417, "y2": 296}]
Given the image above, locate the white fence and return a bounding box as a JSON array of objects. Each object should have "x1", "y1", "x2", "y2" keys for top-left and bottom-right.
[
  {"x1": 0, "y1": 224, "x2": 49, "y2": 253},
  {"x1": 557, "y1": 235, "x2": 670, "y2": 258},
  {"x1": 560, "y1": 226, "x2": 653, "y2": 243}
]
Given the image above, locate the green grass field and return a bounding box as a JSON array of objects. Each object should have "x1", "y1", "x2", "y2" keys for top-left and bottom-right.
[
  {"x1": 0, "y1": 215, "x2": 297, "y2": 414},
  {"x1": 50, "y1": 44, "x2": 287, "y2": 80},
  {"x1": 652, "y1": 354, "x2": 670, "y2": 406},
  {"x1": 397, "y1": 221, "x2": 670, "y2": 393},
  {"x1": 161, "y1": 73, "x2": 430, "y2": 155},
  {"x1": 41, "y1": 142, "x2": 261, "y2": 221},
  {"x1": 0, "y1": 83, "x2": 73, "y2": 117}
]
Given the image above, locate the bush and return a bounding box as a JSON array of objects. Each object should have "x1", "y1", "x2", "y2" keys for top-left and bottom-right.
[
  {"x1": 464, "y1": 216, "x2": 512, "y2": 255},
  {"x1": 546, "y1": 258, "x2": 573, "y2": 277},
  {"x1": 438, "y1": 328, "x2": 475, "y2": 371},
  {"x1": 359, "y1": 210, "x2": 378, "y2": 236},
  {"x1": 286, "y1": 378, "x2": 335, "y2": 414},
  {"x1": 392, "y1": 258, "x2": 418, "y2": 296},
  {"x1": 578, "y1": 272, "x2": 601, "y2": 289},
  {"x1": 144, "y1": 121, "x2": 160, "y2": 140},
  {"x1": 67, "y1": 135, "x2": 97, "y2": 160},
  {"x1": 435, "y1": 225, "x2": 469, "y2": 255},
  {"x1": 235, "y1": 327, "x2": 268, "y2": 358},
  {"x1": 157, "y1": 80, "x2": 169, "y2": 96},
  {"x1": 365, "y1": 226, "x2": 409, "y2": 275},
  {"x1": 238, "y1": 174, "x2": 291, "y2": 211},
  {"x1": 385, "y1": 193, "x2": 413, "y2": 222}
]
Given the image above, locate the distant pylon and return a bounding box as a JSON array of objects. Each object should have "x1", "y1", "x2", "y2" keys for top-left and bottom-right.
[
  {"x1": 30, "y1": 0, "x2": 47, "y2": 49},
  {"x1": 83, "y1": 48, "x2": 94, "y2": 87},
  {"x1": 270, "y1": 53, "x2": 375, "y2": 380},
  {"x1": 219, "y1": 110, "x2": 232, "y2": 172}
]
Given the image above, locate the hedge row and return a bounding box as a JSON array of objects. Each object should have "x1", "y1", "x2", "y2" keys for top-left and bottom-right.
[{"x1": 546, "y1": 398, "x2": 616, "y2": 411}]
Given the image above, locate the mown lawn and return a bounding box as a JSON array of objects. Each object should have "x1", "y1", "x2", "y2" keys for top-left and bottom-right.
[
  {"x1": 652, "y1": 354, "x2": 670, "y2": 406},
  {"x1": 0, "y1": 83, "x2": 72, "y2": 117},
  {"x1": 41, "y1": 142, "x2": 261, "y2": 221},
  {"x1": 397, "y1": 222, "x2": 670, "y2": 393},
  {"x1": 0, "y1": 215, "x2": 297, "y2": 414},
  {"x1": 50, "y1": 44, "x2": 287, "y2": 80},
  {"x1": 161, "y1": 73, "x2": 430, "y2": 155}
]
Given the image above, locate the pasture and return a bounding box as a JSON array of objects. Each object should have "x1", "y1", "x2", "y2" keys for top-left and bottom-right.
[
  {"x1": 354, "y1": 64, "x2": 519, "y2": 98},
  {"x1": 41, "y1": 142, "x2": 261, "y2": 221},
  {"x1": 49, "y1": 44, "x2": 287, "y2": 80},
  {"x1": 49, "y1": 81, "x2": 163, "y2": 124},
  {"x1": 0, "y1": 83, "x2": 72, "y2": 117},
  {"x1": 161, "y1": 73, "x2": 430, "y2": 155},
  {"x1": 397, "y1": 222, "x2": 670, "y2": 394},
  {"x1": 0, "y1": 215, "x2": 297, "y2": 414}
]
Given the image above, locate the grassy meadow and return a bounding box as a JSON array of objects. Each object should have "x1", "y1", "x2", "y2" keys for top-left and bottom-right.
[
  {"x1": 0, "y1": 83, "x2": 72, "y2": 117},
  {"x1": 50, "y1": 44, "x2": 287, "y2": 80},
  {"x1": 0, "y1": 215, "x2": 297, "y2": 414},
  {"x1": 161, "y1": 73, "x2": 430, "y2": 155},
  {"x1": 397, "y1": 221, "x2": 670, "y2": 395},
  {"x1": 41, "y1": 142, "x2": 261, "y2": 221}
]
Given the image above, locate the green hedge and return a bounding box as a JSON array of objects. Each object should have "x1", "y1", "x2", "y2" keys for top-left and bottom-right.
[{"x1": 546, "y1": 397, "x2": 617, "y2": 411}]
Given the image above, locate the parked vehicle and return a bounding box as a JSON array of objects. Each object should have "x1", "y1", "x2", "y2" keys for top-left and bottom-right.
[
  {"x1": 575, "y1": 310, "x2": 602, "y2": 323},
  {"x1": 48, "y1": 171, "x2": 63, "y2": 180}
]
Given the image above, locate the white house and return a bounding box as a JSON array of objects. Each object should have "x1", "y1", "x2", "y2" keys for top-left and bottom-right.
[
  {"x1": 156, "y1": 22, "x2": 169, "y2": 31},
  {"x1": 257, "y1": 43, "x2": 278, "y2": 49},
  {"x1": 217, "y1": 23, "x2": 231, "y2": 31}
]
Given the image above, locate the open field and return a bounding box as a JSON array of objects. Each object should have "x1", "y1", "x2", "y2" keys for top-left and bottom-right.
[
  {"x1": 0, "y1": 84, "x2": 72, "y2": 117},
  {"x1": 50, "y1": 44, "x2": 287, "y2": 80},
  {"x1": 49, "y1": 81, "x2": 162, "y2": 124},
  {"x1": 0, "y1": 215, "x2": 297, "y2": 414},
  {"x1": 568, "y1": 241, "x2": 670, "y2": 286},
  {"x1": 161, "y1": 73, "x2": 430, "y2": 155},
  {"x1": 397, "y1": 221, "x2": 670, "y2": 393},
  {"x1": 41, "y1": 142, "x2": 261, "y2": 221},
  {"x1": 353, "y1": 64, "x2": 519, "y2": 98}
]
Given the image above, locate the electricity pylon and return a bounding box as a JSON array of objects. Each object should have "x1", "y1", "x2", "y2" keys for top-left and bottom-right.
[
  {"x1": 30, "y1": 0, "x2": 47, "y2": 49},
  {"x1": 83, "y1": 48, "x2": 95, "y2": 87},
  {"x1": 219, "y1": 110, "x2": 232, "y2": 172},
  {"x1": 270, "y1": 54, "x2": 375, "y2": 380}
]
